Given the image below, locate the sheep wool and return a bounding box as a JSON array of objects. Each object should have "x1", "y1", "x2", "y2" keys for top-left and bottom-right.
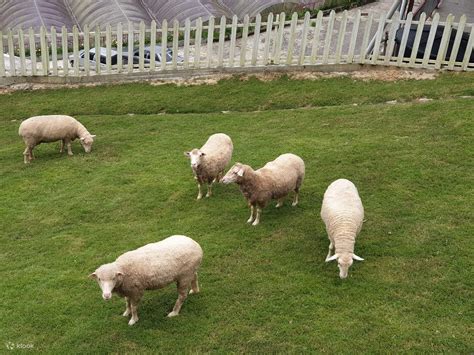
[
  {"x1": 18, "y1": 115, "x2": 95, "y2": 163},
  {"x1": 185, "y1": 133, "x2": 233, "y2": 199},
  {"x1": 320, "y1": 178, "x2": 365, "y2": 279},
  {"x1": 90, "y1": 235, "x2": 203, "y2": 326},
  {"x1": 221, "y1": 153, "x2": 305, "y2": 225}
]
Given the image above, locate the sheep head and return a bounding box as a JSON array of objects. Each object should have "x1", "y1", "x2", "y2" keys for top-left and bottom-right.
[
  {"x1": 221, "y1": 163, "x2": 246, "y2": 184},
  {"x1": 184, "y1": 149, "x2": 206, "y2": 170},
  {"x1": 326, "y1": 253, "x2": 364, "y2": 279},
  {"x1": 80, "y1": 134, "x2": 96, "y2": 153},
  {"x1": 89, "y1": 263, "x2": 124, "y2": 300}
]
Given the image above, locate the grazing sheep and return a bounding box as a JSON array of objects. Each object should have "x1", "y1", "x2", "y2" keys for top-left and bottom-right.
[
  {"x1": 18, "y1": 115, "x2": 96, "y2": 163},
  {"x1": 221, "y1": 153, "x2": 305, "y2": 226},
  {"x1": 320, "y1": 178, "x2": 365, "y2": 279},
  {"x1": 89, "y1": 235, "x2": 203, "y2": 326},
  {"x1": 184, "y1": 133, "x2": 233, "y2": 200}
]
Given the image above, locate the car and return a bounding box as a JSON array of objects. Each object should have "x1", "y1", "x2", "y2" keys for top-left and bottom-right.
[
  {"x1": 69, "y1": 47, "x2": 137, "y2": 68},
  {"x1": 395, "y1": 24, "x2": 474, "y2": 63},
  {"x1": 132, "y1": 46, "x2": 183, "y2": 64}
]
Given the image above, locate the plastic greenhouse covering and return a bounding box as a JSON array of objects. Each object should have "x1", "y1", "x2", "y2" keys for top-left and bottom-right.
[{"x1": 0, "y1": 0, "x2": 312, "y2": 31}]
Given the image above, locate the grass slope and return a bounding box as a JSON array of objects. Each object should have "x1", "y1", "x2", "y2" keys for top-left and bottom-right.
[{"x1": 0, "y1": 74, "x2": 473, "y2": 353}]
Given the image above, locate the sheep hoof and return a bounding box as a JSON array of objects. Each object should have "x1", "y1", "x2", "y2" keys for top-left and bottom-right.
[
  {"x1": 246, "y1": 218, "x2": 253, "y2": 223},
  {"x1": 123, "y1": 310, "x2": 130, "y2": 317},
  {"x1": 68, "y1": 153, "x2": 74, "y2": 156},
  {"x1": 205, "y1": 193, "x2": 211, "y2": 198},
  {"x1": 128, "y1": 318, "x2": 138, "y2": 326},
  {"x1": 189, "y1": 289, "x2": 199, "y2": 295},
  {"x1": 167, "y1": 311, "x2": 179, "y2": 318},
  {"x1": 292, "y1": 201, "x2": 298, "y2": 207},
  {"x1": 276, "y1": 203, "x2": 282, "y2": 208},
  {"x1": 252, "y1": 220, "x2": 259, "y2": 226},
  {"x1": 196, "y1": 194, "x2": 203, "y2": 200}
]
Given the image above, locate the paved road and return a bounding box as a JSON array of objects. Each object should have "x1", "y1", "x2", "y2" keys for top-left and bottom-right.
[{"x1": 435, "y1": 0, "x2": 474, "y2": 22}]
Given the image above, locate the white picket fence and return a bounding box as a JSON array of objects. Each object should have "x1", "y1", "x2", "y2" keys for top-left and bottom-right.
[{"x1": 0, "y1": 10, "x2": 473, "y2": 78}]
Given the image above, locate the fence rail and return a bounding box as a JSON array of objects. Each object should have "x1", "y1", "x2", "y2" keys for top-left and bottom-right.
[{"x1": 1, "y1": 10, "x2": 473, "y2": 78}]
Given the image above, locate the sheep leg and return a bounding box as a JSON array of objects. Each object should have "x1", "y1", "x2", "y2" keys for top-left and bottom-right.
[
  {"x1": 66, "y1": 140, "x2": 73, "y2": 156},
  {"x1": 292, "y1": 186, "x2": 300, "y2": 206},
  {"x1": 325, "y1": 241, "x2": 334, "y2": 261},
  {"x1": 206, "y1": 181, "x2": 213, "y2": 198},
  {"x1": 23, "y1": 146, "x2": 31, "y2": 164},
  {"x1": 168, "y1": 281, "x2": 189, "y2": 317},
  {"x1": 196, "y1": 182, "x2": 203, "y2": 200},
  {"x1": 128, "y1": 299, "x2": 140, "y2": 326},
  {"x1": 276, "y1": 198, "x2": 284, "y2": 208},
  {"x1": 189, "y1": 272, "x2": 200, "y2": 294},
  {"x1": 123, "y1": 297, "x2": 131, "y2": 317},
  {"x1": 59, "y1": 139, "x2": 65, "y2": 153},
  {"x1": 252, "y1": 208, "x2": 262, "y2": 226},
  {"x1": 247, "y1": 205, "x2": 255, "y2": 223}
]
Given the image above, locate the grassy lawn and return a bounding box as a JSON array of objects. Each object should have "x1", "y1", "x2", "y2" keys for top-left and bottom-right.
[{"x1": 0, "y1": 73, "x2": 472, "y2": 353}]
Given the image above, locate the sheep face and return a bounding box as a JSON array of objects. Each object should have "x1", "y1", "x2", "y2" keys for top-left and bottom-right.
[
  {"x1": 89, "y1": 263, "x2": 123, "y2": 300},
  {"x1": 185, "y1": 149, "x2": 206, "y2": 170},
  {"x1": 80, "y1": 134, "x2": 96, "y2": 153},
  {"x1": 221, "y1": 163, "x2": 244, "y2": 184},
  {"x1": 337, "y1": 254, "x2": 354, "y2": 279}
]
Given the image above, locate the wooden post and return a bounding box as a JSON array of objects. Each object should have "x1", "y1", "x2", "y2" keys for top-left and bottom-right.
[
  {"x1": 447, "y1": 15, "x2": 466, "y2": 70},
  {"x1": 435, "y1": 14, "x2": 454, "y2": 69},
  {"x1": 262, "y1": 12, "x2": 273, "y2": 65},
  {"x1": 195, "y1": 17, "x2": 203, "y2": 68},
  {"x1": 206, "y1": 16, "x2": 215, "y2": 68},
  {"x1": 274, "y1": 12, "x2": 286, "y2": 65},
  {"x1": 408, "y1": 13, "x2": 426, "y2": 67},
  {"x1": 421, "y1": 13, "x2": 439, "y2": 68},
  {"x1": 0, "y1": 32, "x2": 4, "y2": 77},
  {"x1": 183, "y1": 18, "x2": 191, "y2": 69},
  {"x1": 84, "y1": 24, "x2": 90, "y2": 75},
  {"x1": 61, "y1": 26, "x2": 68, "y2": 76},
  {"x1": 73, "y1": 25, "x2": 79, "y2": 75},
  {"x1": 347, "y1": 10, "x2": 361, "y2": 63},
  {"x1": 127, "y1": 22, "x2": 134, "y2": 73},
  {"x1": 8, "y1": 30, "x2": 15, "y2": 76},
  {"x1": 240, "y1": 15, "x2": 249, "y2": 67},
  {"x1": 322, "y1": 11, "x2": 336, "y2": 64},
  {"x1": 461, "y1": 25, "x2": 474, "y2": 71},
  {"x1": 298, "y1": 12, "x2": 311, "y2": 65},
  {"x1": 172, "y1": 20, "x2": 179, "y2": 70},
  {"x1": 396, "y1": 12, "x2": 413, "y2": 65},
  {"x1": 150, "y1": 20, "x2": 157, "y2": 71},
  {"x1": 360, "y1": 12, "x2": 374, "y2": 64},
  {"x1": 251, "y1": 14, "x2": 262, "y2": 66},
  {"x1": 116, "y1": 23, "x2": 122, "y2": 73},
  {"x1": 286, "y1": 12, "x2": 298, "y2": 65},
  {"x1": 139, "y1": 21, "x2": 145, "y2": 72},
  {"x1": 335, "y1": 10, "x2": 348, "y2": 64},
  {"x1": 217, "y1": 16, "x2": 226, "y2": 67},
  {"x1": 310, "y1": 11, "x2": 323, "y2": 64},
  {"x1": 18, "y1": 28, "x2": 27, "y2": 76},
  {"x1": 384, "y1": 13, "x2": 401, "y2": 65},
  {"x1": 106, "y1": 23, "x2": 112, "y2": 73},
  {"x1": 161, "y1": 20, "x2": 168, "y2": 70},
  {"x1": 229, "y1": 15, "x2": 238, "y2": 67},
  {"x1": 51, "y1": 27, "x2": 58, "y2": 76},
  {"x1": 370, "y1": 13, "x2": 387, "y2": 64},
  {"x1": 95, "y1": 25, "x2": 101, "y2": 74}
]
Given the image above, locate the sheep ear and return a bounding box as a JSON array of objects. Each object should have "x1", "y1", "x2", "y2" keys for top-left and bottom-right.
[
  {"x1": 352, "y1": 254, "x2": 364, "y2": 261},
  {"x1": 89, "y1": 272, "x2": 97, "y2": 279},
  {"x1": 80, "y1": 137, "x2": 85, "y2": 141},
  {"x1": 325, "y1": 254, "x2": 339, "y2": 262},
  {"x1": 184, "y1": 151, "x2": 190, "y2": 157},
  {"x1": 90, "y1": 135, "x2": 96, "y2": 138},
  {"x1": 237, "y1": 168, "x2": 244, "y2": 177},
  {"x1": 116, "y1": 271, "x2": 124, "y2": 277}
]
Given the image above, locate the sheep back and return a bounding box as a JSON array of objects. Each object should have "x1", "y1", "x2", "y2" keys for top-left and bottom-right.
[
  {"x1": 115, "y1": 235, "x2": 203, "y2": 293},
  {"x1": 19, "y1": 115, "x2": 89, "y2": 144},
  {"x1": 320, "y1": 179, "x2": 364, "y2": 252},
  {"x1": 199, "y1": 133, "x2": 233, "y2": 178}
]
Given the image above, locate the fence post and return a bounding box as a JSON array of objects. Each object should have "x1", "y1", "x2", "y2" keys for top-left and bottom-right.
[
  {"x1": 61, "y1": 26, "x2": 68, "y2": 76},
  {"x1": 461, "y1": 25, "x2": 474, "y2": 71},
  {"x1": 286, "y1": 12, "x2": 298, "y2": 65},
  {"x1": 359, "y1": 12, "x2": 373, "y2": 64},
  {"x1": 161, "y1": 20, "x2": 168, "y2": 71},
  {"x1": 83, "y1": 24, "x2": 90, "y2": 75},
  {"x1": 217, "y1": 16, "x2": 226, "y2": 67},
  {"x1": 396, "y1": 12, "x2": 413, "y2": 65},
  {"x1": 150, "y1": 20, "x2": 157, "y2": 71},
  {"x1": 8, "y1": 30, "x2": 15, "y2": 76},
  {"x1": 299, "y1": 12, "x2": 310, "y2": 65},
  {"x1": 384, "y1": 12, "x2": 400, "y2": 65},
  {"x1": 51, "y1": 27, "x2": 58, "y2": 76},
  {"x1": 310, "y1": 11, "x2": 323, "y2": 64},
  {"x1": 421, "y1": 13, "x2": 439, "y2": 68},
  {"x1": 370, "y1": 13, "x2": 387, "y2": 64},
  {"x1": 322, "y1": 11, "x2": 336, "y2": 64},
  {"x1": 139, "y1": 21, "x2": 145, "y2": 72},
  {"x1": 0, "y1": 32, "x2": 4, "y2": 77},
  {"x1": 335, "y1": 10, "x2": 348, "y2": 64},
  {"x1": 239, "y1": 14, "x2": 250, "y2": 67},
  {"x1": 18, "y1": 28, "x2": 27, "y2": 76},
  {"x1": 206, "y1": 16, "x2": 215, "y2": 68},
  {"x1": 172, "y1": 20, "x2": 179, "y2": 70},
  {"x1": 40, "y1": 26, "x2": 49, "y2": 75},
  {"x1": 435, "y1": 14, "x2": 454, "y2": 69},
  {"x1": 229, "y1": 15, "x2": 238, "y2": 67},
  {"x1": 127, "y1": 22, "x2": 134, "y2": 73},
  {"x1": 73, "y1": 25, "x2": 79, "y2": 75},
  {"x1": 274, "y1": 12, "x2": 286, "y2": 65},
  {"x1": 183, "y1": 18, "x2": 191, "y2": 69},
  {"x1": 447, "y1": 14, "x2": 466, "y2": 70},
  {"x1": 95, "y1": 25, "x2": 101, "y2": 74},
  {"x1": 106, "y1": 23, "x2": 112, "y2": 73},
  {"x1": 347, "y1": 10, "x2": 361, "y2": 63},
  {"x1": 195, "y1": 17, "x2": 203, "y2": 68},
  {"x1": 116, "y1": 23, "x2": 122, "y2": 73},
  {"x1": 251, "y1": 13, "x2": 261, "y2": 66},
  {"x1": 408, "y1": 12, "x2": 426, "y2": 67},
  {"x1": 262, "y1": 12, "x2": 273, "y2": 65},
  {"x1": 29, "y1": 28, "x2": 37, "y2": 75}
]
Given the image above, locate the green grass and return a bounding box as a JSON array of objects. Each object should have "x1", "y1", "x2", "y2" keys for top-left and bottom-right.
[{"x1": 0, "y1": 73, "x2": 473, "y2": 353}]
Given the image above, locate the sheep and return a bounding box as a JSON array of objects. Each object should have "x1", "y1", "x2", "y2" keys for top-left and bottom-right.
[
  {"x1": 184, "y1": 133, "x2": 233, "y2": 200},
  {"x1": 18, "y1": 115, "x2": 96, "y2": 163},
  {"x1": 320, "y1": 178, "x2": 365, "y2": 279},
  {"x1": 89, "y1": 235, "x2": 203, "y2": 326},
  {"x1": 221, "y1": 153, "x2": 305, "y2": 226}
]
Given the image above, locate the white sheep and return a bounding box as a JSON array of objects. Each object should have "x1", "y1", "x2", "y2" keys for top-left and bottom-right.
[
  {"x1": 89, "y1": 235, "x2": 203, "y2": 326},
  {"x1": 184, "y1": 133, "x2": 233, "y2": 199},
  {"x1": 221, "y1": 153, "x2": 305, "y2": 226},
  {"x1": 18, "y1": 115, "x2": 96, "y2": 163},
  {"x1": 320, "y1": 178, "x2": 365, "y2": 279}
]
